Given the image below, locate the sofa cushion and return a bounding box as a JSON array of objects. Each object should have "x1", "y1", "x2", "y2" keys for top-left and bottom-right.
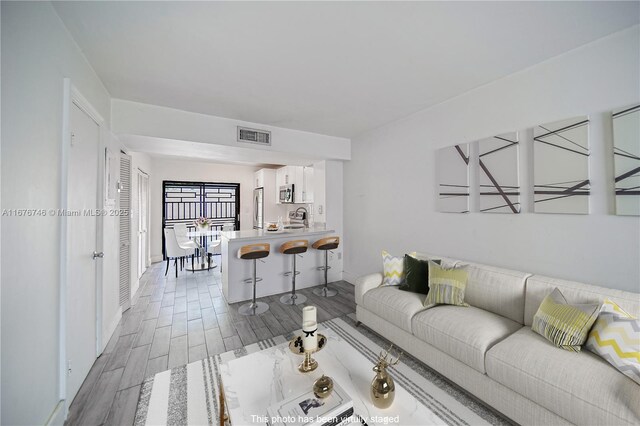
[
  {"x1": 456, "y1": 262, "x2": 529, "y2": 324},
  {"x1": 525, "y1": 275, "x2": 640, "y2": 327},
  {"x1": 486, "y1": 327, "x2": 640, "y2": 425},
  {"x1": 362, "y1": 286, "x2": 426, "y2": 333},
  {"x1": 411, "y1": 305, "x2": 522, "y2": 373}
]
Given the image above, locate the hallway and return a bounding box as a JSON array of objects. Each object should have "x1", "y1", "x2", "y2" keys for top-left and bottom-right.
[{"x1": 65, "y1": 262, "x2": 356, "y2": 425}]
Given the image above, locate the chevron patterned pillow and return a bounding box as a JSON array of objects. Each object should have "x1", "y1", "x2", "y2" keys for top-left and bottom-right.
[
  {"x1": 585, "y1": 299, "x2": 640, "y2": 385},
  {"x1": 381, "y1": 250, "x2": 405, "y2": 286}
]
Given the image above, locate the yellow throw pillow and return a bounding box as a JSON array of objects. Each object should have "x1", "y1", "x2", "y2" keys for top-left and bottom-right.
[
  {"x1": 423, "y1": 261, "x2": 469, "y2": 309},
  {"x1": 585, "y1": 299, "x2": 640, "y2": 384},
  {"x1": 531, "y1": 288, "x2": 600, "y2": 352}
]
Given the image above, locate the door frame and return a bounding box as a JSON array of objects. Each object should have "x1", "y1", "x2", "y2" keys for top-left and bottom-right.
[
  {"x1": 137, "y1": 168, "x2": 150, "y2": 278},
  {"x1": 59, "y1": 79, "x2": 105, "y2": 412},
  {"x1": 161, "y1": 180, "x2": 241, "y2": 258}
]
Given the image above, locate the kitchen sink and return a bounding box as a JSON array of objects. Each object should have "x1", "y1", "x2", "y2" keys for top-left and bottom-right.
[{"x1": 283, "y1": 224, "x2": 305, "y2": 229}]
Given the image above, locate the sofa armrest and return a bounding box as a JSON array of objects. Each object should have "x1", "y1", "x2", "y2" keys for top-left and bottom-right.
[{"x1": 355, "y1": 273, "x2": 383, "y2": 305}]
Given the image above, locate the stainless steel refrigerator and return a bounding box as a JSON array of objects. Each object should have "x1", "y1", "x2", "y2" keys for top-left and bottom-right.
[{"x1": 253, "y1": 187, "x2": 264, "y2": 229}]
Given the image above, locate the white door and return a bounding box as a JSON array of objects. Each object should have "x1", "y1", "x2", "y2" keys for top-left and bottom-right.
[
  {"x1": 66, "y1": 102, "x2": 100, "y2": 403},
  {"x1": 138, "y1": 171, "x2": 149, "y2": 278}
]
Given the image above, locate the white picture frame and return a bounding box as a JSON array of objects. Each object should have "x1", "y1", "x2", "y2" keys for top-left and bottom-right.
[
  {"x1": 436, "y1": 143, "x2": 470, "y2": 213},
  {"x1": 613, "y1": 105, "x2": 640, "y2": 216},
  {"x1": 533, "y1": 116, "x2": 590, "y2": 214}
]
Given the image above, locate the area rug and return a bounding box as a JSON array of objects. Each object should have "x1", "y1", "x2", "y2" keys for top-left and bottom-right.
[{"x1": 134, "y1": 315, "x2": 514, "y2": 426}]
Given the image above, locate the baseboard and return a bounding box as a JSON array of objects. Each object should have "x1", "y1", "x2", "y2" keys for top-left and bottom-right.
[
  {"x1": 101, "y1": 307, "x2": 122, "y2": 353},
  {"x1": 45, "y1": 400, "x2": 65, "y2": 426},
  {"x1": 151, "y1": 255, "x2": 163, "y2": 263},
  {"x1": 342, "y1": 271, "x2": 357, "y2": 285}
]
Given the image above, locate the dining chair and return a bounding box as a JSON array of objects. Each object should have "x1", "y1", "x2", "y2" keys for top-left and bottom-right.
[
  {"x1": 164, "y1": 228, "x2": 194, "y2": 277},
  {"x1": 173, "y1": 223, "x2": 198, "y2": 268},
  {"x1": 207, "y1": 240, "x2": 222, "y2": 270}
]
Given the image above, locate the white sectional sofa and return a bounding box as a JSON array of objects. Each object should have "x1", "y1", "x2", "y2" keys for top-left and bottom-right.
[{"x1": 354, "y1": 254, "x2": 640, "y2": 425}]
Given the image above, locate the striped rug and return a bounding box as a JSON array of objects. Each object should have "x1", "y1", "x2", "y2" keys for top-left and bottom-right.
[{"x1": 134, "y1": 315, "x2": 513, "y2": 426}]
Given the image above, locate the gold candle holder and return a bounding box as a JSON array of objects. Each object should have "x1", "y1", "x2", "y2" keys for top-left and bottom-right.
[{"x1": 298, "y1": 349, "x2": 318, "y2": 373}]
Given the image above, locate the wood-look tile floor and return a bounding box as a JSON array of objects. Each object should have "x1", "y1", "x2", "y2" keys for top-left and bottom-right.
[{"x1": 65, "y1": 261, "x2": 356, "y2": 425}]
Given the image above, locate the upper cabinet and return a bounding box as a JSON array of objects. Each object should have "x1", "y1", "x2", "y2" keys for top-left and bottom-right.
[
  {"x1": 275, "y1": 165, "x2": 314, "y2": 203},
  {"x1": 302, "y1": 166, "x2": 314, "y2": 203},
  {"x1": 254, "y1": 169, "x2": 265, "y2": 188}
]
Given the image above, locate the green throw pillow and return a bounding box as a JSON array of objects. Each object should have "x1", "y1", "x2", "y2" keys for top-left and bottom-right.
[
  {"x1": 424, "y1": 261, "x2": 469, "y2": 308},
  {"x1": 399, "y1": 255, "x2": 440, "y2": 295},
  {"x1": 532, "y1": 288, "x2": 601, "y2": 352}
]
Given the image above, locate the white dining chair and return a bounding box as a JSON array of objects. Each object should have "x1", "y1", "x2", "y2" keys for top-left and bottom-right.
[
  {"x1": 207, "y1": 240, "x2": 222, "y2": 270},
  {"x1": 164, "y1": 228, "x2": 194, "y2": 277},
  {"x1": 173, "y1": 223, "x2": 199, "y2": 250}
]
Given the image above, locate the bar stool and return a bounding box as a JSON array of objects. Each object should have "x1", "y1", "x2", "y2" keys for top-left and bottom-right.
[
  {"x1": 312, "y1": 236, "x2": 340, "y2": 297},
  {"x1": 279, "y1": 240, "x2": 309, "y2": 305},
  {"x1": 238, "y1": 243, "x2": 270, "y2": 316}
]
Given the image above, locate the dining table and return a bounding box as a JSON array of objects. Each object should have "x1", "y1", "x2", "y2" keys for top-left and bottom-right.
[{"x1": 185, "y1": 229, "x2": 222, "y2": 271}]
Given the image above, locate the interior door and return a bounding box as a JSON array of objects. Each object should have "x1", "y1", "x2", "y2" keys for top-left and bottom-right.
[
  {"x1": 66, "y1": 102, "x2": 100, "y2": 403},
  {"x1": 119, "y1": 154, "x2": 132, "y2": 310},
  {"x1": 138, "y1": 171, "x2": 149, "y2": 278}
]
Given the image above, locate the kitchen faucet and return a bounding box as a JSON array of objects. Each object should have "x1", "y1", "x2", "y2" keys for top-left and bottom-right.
[{"x1": 295, "y1": 206, "x2": 309, "y2": 228}]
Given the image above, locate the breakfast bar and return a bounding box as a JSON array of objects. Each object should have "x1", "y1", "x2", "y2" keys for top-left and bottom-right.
[{"x1": 221, "y1": 226, "x2": 337, "y2": 303}]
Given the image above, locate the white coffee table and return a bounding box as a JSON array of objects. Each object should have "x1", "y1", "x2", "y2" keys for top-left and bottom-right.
[{"x1": 218, "y1": 322, "x2": 449, "y2": 426}]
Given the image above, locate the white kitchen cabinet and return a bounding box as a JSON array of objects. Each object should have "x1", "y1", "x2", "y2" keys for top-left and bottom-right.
[
  {"x1": 254, "y1": 169, "x2": 265, "y2": 188},
  {"x1": 293, "y1": 167, "x2": 304, "y2": 203},
  {"x1": 254, "y1": 168, "x2": 280, "y2": 223},
  {"x1": 275, "y1": 167, "x2": 285, "y2": 202},
  {"x1": 303, "y1": 166, "x2": 314, "y2": 203},
  {"x1": 276, "y1": 165, "x2": 315, "y2": 204}
]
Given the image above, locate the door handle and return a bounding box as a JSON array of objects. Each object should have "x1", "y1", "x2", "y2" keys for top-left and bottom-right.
[{"x1": 93, "y1": 251, "x2": 104, "y2": 259}]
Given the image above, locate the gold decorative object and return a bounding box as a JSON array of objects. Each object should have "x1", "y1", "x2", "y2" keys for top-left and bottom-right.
[
  {"x1": 288, "y1": 333, "x2": 327, "y2": 355},
  {"x1": 298, "y1": 350, "x2": 318, "y2": 373},
  {"x1": 370, "y1": 344, "x2": 402, "y2": 409},
  {"x1": 313, "y1": 375, "x2": 334, "y2": 399}
]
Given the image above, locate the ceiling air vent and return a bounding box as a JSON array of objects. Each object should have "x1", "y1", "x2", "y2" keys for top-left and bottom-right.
[{"x1": 237, "y1": 126, "x2": 271, "y2": 146}]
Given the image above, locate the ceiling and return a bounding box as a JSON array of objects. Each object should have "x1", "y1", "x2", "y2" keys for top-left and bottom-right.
[{"x1": 54, "y1": 1, "x2": 639, "y2": 138}]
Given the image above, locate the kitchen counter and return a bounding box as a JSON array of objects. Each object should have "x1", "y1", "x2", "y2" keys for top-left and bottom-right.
[
  {"x1": 220, "y1": 224, "x2": 333, "y2": 242},
  {"x1": 220, "y1": 225, "x2": 340, "y2": 303}
]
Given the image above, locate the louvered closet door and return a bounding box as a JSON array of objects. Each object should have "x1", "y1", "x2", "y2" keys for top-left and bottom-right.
[{"x1": 119, "y1": 153, "x2": 132, "y2": 310}]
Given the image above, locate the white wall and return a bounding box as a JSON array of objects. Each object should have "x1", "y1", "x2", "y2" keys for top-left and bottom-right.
[
  {"x1": 325, "y1": 160, "x2": 345, "y2": 282},
  {"x1": 147, "y1": 157, "x2": 262, "y2": 262},
  {"x1": 344, "y1": 26, "x2": 640, "y2": 293},
  {"x1": 1, "y1": 2, "x2": 113, "y2": 425}
]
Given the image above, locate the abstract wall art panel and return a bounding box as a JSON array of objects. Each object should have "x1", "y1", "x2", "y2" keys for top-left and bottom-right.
[
  {"x1": 533, "y1": 116, "x2": 590, "y2": 214},
  {"x1": 436, "y1": 143, "x2": 470, "y2": 213},
  {"x1": 613, "y1": 105, "x2": 640, "y2": 216},
  {"x1": 478, "y1": 132, "x2": 520, "y2": 213}
]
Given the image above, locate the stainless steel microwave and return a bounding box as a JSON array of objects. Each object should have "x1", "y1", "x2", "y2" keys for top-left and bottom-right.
[{"x1": 279, "y1": 184, "x2": 294, "y2": 203}]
